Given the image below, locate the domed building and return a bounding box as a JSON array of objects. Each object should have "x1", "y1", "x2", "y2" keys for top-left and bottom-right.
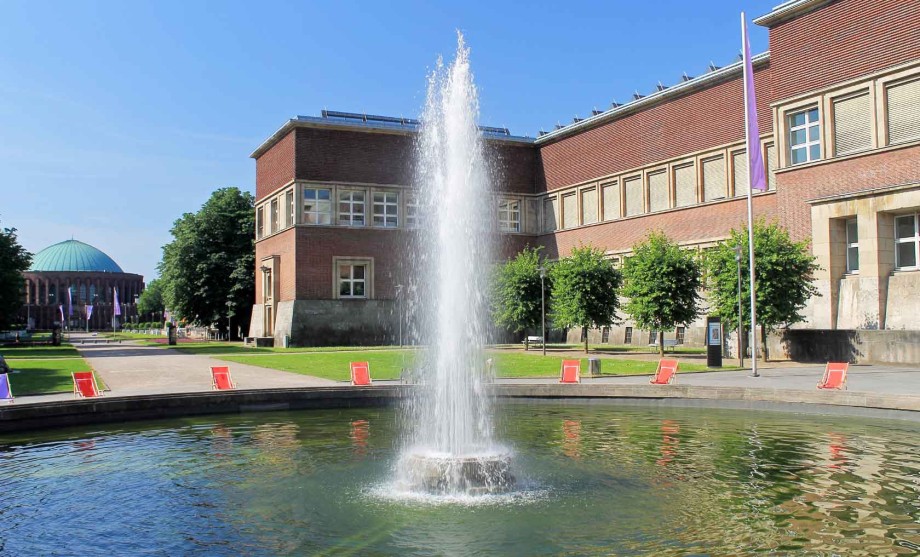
[{"x1": 20, "y1": 240, "x2": 144, "y2": 330}]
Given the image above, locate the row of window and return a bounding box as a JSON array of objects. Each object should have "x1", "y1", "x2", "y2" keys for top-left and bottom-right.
[
  {"x1": 843, "y1": 212, "x2": 920, "y2": 273},
  {"x1": 542, "y1": 142, "x2": 777, "y2": 232}
]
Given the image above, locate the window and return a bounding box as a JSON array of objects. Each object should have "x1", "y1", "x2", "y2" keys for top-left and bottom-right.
[
  {"x1": 270, "y1": 198, "x2": 279, "y2": 234},
  {"x1": 895, "y1": 214, "x2": 919, "y2": 269},
  {"x1": 702, "y1": 156, "x2": 726, "y2": 201},
  {"x1": 601, "y1": 327, "x2": 610, "y2": 344},
  {"x1": 581, "y1": 188, "x2": 598, "y2": 225},
  {"x1": 789, "y1": 107, "x2": 821, "y2": 164},
  {"x1": 338, "y1": 263, "x2": 367, "y2": 298},
  {"x1": 602, "y1": 182, "x2": 620, "y2": 221},
  {"x1": 674, "y1": 163, "x2": 696, "y2": 207},
  {"x1": 886, "y1": 78, "x2": 920, "y2": 145},
  {"x1": 562, "y1": 193, "x2": 577, "y2": 229},
  {"x1": 624, "y1": 326, "x2": 633, "y2": 345},
  {"x1": 406, "y1": 191, "x2": 421, "y2": 228},
  {"x1": 338, "y1": 190, "x2": 365, "y2": 226},
  {"x1": 373, "y1": 191, "x2": 399, "y2": 228},
  {"x1": 498, "y1": 199, "x2": 521, "y2": 232},
  {"x1": 833, "y1": 92, "x2": 872, "y2": 156},
  {"x1": 543, "y1": 197, "x2": 558, "y2": 232},
  {"x1": 624, "y1": 176, "x2": 643, "y2": 216},
  {"x1": 304, "y1": 188, "x2": 332, "y2": 225},
  {"x1": 648, "y1": 170, "x2": 669, "y2": 212},
  {"x1": 846, "y1": 218, "x2": 859, "y2": 273},
  {"x1": 765, "y1": 143, "x2": 777, "y2": 190},
  {"x1": 676, "y1": 326, "x2": 686, "y2": 344},
  {"x1": 732, "y1": 150, "x2": 749, "y2": 197},
  {"x1": 286, "y1": 189, "x2": 295, "y2": 227},
  {"x1": 648, "y1": 330, "x2": 657, "y2": 345},
  {"x1": 256, "y1": 206, "x2": 264, "y2": 239}
]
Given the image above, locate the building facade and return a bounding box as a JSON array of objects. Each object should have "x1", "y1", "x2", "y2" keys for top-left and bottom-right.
[
  {"x1": 250, "y1": 0, "x2": 920, "y2": 355},
  {"x1": 20, "y1": 240, "x2": 144, "y2": 330}
]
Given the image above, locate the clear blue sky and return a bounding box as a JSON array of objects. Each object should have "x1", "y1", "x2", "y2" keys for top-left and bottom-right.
[{"x1": 1, "y1": 0, "x2": 777, "y2": 281}]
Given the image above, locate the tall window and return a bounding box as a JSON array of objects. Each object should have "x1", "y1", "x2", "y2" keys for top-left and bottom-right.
[
  {"x1": 304, "y1": 188, "x2": 332, "y2": 225},
  {"x1": 676, "y1": 326, "x2": 686, "y2": 344},
  {"x1": 406, "y1": 192, "x2": 421, "y2": 228},
  {"x1": 338, "y1": 263, "x2": 367, "y2": 298},
  {"x1": 256, "y1": 206, "x2": 264, "y2": 239},
  {"x1": 270, "y1": 198, "x2": 279, "y2": 234},
  {"x1": 372, "y1": 191, "x2": 399, "y2": 228},
  {"x1": 895, "y1": 214, "x2": 919, "y2": 270},
  {"x1": 338, "y1": 190, "x2": 366, "y2": 226},
  {"x1": 789, "y1": 107, "x2": 821, "y2": 164},
  {"x1": 498, "y1": 199, "x2": 521, "y2": 232},
  {"x1": 624, "y1": 326, "x2": 633, "y2": 345},
  {"x1": 286, "y1": 189, "x2": 295, "y2": 227},
  {"x1": 846, "y1": 218, "x2": 859, "y2": 273}
]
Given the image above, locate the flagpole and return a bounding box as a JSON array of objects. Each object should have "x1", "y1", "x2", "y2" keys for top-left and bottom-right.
[{"x1": 741, "y1": 12, "x2": 759, "y2": 378}]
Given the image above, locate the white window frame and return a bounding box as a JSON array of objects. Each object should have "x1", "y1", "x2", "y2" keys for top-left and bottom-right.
[
  {"x1": 846, "y1": 218, "x2": 859, "y2": 274},
  {"x1": 895, "y1": 213, "x2": 920, "y2": 270},
  {"x1": 405, "y1": 191, "x2": 421, "y2": 229},
  {"x1": 303, "y1": 187, "x2": 332, "y2": 225},
  {"x1": 334, "y1": 258, "x2": 374, "y2": 299},
  {"x1": 788, "y1": 107, "x2": 821, "y2": 165},
  {"x1": 498, "y1": 199, "x2": 521, "y2": 232},
  {"x1": 286, "y1": 189, "x2": 295, "y2": 227},
  {"x1": 270, "y1": 198, "x2": 279, "y2": 234},
  {"x1": 338, "y1": 189, "x2": 366, "y2": 227},
  {"x1": 372, "y1": 191, "x2": 399, "y2": 228},
  {"x1": 256, "y1": 206, "x2": 264, "y2": 239}
]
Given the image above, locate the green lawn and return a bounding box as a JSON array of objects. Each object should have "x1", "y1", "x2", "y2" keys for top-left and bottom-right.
[
  {"x1": 1, "y1": 344, "x2": 81, "y2": 359},
  {"x1": 3, "y1": 358, "x2": 104, "y2": 396},
  {"x1": 214, "y1": 349, "x2": 730, "y2": 382}
]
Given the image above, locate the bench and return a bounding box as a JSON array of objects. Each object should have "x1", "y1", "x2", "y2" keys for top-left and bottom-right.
[
  {"x1": 649, "y1": 338, "x2": 680, "y2": 352},
  {"x1": 524, "y1": 336, "x2": 544, "y2": 348}
]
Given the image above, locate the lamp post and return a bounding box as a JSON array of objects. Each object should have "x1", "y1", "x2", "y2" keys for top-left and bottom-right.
[
  {"x1": 395, "y1": 284, "x2": 404, "y2": 348},
  {"x1": 733, "y1": 245, "x2": 745, "y2": 369},
  {"x1": 226, "y1": 300, "x2": 233, "y2": 342},
  {"x1": 538, "y1": 266, "x2": 547, "y2": 357}
]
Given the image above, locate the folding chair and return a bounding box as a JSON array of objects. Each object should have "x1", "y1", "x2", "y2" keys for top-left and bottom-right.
[
  {"x1": 351, "y1": 362, "x2": 372, "y2": 386},
  {"x1": 817, "y1": 362, "x2": 848, "y2": 390},
  {"x1": 72, "y1": 371, "x2": 103, "y2": 398},
  {"x1": 559, "y1": 360, "x2": 581, "y2": 383},
  {"x1": 210, "y1": 366, "x2": 236, "y2": 390},
  {"x1": 0, "y1": 373, "x2": 13, "y2": 404},
  {"x1": 650, "y1": 359, "x2": 679, "y2": 385}
]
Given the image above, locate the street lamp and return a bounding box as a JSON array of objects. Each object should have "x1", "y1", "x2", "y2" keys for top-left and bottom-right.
[
  {"x1": 226, "y1": 299, "x2": 233, "y2": 341},
  {"x1": 733, "y1": 245, "x2": 745, "y2": 369},
  {"x1": 538, "y1": 266, "x2": 547, "y2": 357},
  {"x1": 395, "y1": 284, "x2": 404, "y2": 348}
]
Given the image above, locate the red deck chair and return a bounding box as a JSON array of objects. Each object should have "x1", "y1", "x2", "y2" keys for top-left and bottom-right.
[
  {"x1": 210, "y1": 366, "x2": 236, "y2": 390},
  {"x1": 817, "y1": 362, "x2": 848, "y2": 390},
  {"x1": 650, "y1": 359, "x2": 679, "y2": 385},
  {"x1": 559, "y1": 360, "x2": 581, "y2": 383},
  {"x1": 351, "y1": 362, "x2": 372, "y2": 386},
  {"x1": 72, "y1": 371, "x2": 103, "y2": 398},
  {"x1": 0, "y1": 373, "x2": 13, "y2": 404}
]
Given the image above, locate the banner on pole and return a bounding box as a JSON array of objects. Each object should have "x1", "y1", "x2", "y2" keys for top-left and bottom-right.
[
  {"x1": 742, "y1": 16, "x2": 767, "y2": 192},
  {"x1": 114, "y1": 288, "x2": 122, "y2": 316}
]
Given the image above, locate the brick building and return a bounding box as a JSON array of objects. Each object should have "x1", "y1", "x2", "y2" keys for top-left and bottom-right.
[{"x1": 249, "y1": 0, "x2": 920, "y2": 355}]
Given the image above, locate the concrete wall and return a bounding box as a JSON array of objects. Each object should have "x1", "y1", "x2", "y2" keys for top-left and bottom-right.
[
  {"x1": 274, "y1": 299, "x2": 399, "y2": 346},
  {"x1": 770, "y1": 329, "x2": 920, "y2": 365}
]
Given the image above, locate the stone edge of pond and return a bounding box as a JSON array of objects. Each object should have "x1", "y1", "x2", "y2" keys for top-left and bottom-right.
[{"x1": 0, "y1": 384, "x2": 917, "y2": 433}]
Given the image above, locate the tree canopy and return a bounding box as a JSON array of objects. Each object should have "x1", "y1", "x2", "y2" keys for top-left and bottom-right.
[
  {"x1": 136, "y1": 278, "x2": 166, "y2": 321},
  {"x1": 549, "y1": 245, "x2": 622, "y2": 353},
  {"x1": 0, "y1": 221, "x2": 32, "y2": 329},
  {"x1": 622, "y1": 231, "x2": 702, "y2": 355},
  {"x1": 705, "y1": 220, "x2": 819, "y2": 359},
  {"x1": 491, "y1": 247, "x2": 548, "y2": 346},
  {"x1": 158, "y1": 188, "x2": 255, "y2": 335}
]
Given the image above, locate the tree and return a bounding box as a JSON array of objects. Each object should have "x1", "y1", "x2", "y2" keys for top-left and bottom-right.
[
  {"x1": 491, "y1": 247, "x2": 548, "y2": 349},
  {"x1": 158, "y1": 188, "x2": 255, "y2": 337},
  {"x1": 622, "y1": 231, "x2": 702, "y2": 356},
  {"x1": 705, "y1": 220, "x2": 819, "y2": 361},
  {"x1": 0, "y1": 221, "x2": 32, "y2": 330},
  {"x1": 137, "y1": 278, "x2": 166, "y2": 322},
  {"x1": 549, "y1": 245, "x2": 622, "y2": 354}
]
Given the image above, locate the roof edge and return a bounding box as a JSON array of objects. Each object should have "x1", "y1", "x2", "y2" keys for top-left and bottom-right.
[{"x1": 753, "y1": 0, "x2": 833, "y2": 27}]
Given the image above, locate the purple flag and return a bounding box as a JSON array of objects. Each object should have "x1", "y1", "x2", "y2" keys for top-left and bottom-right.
[
  {"x1": 742, "y1": 15, "x2": 767, "y2": 192},
  {"x1": 113, "y1": 288, "x2": 122, "y2": 316},
  {"x1": 86, "y1": 305, "x2": 94, "y2": 320},
  {"x1": 59, "y1": 304, "x2": 64, "y2": 323},
  {"x1": 67, "y1": 287, "x2": 73, "y2": 316}
]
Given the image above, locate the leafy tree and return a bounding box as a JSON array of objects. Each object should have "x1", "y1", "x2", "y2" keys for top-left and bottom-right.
[
  {"x1": 705, "y1": 220, "x2": 819, "y2": 360},
  {"x1": 622, "y1": 231, "x2": 702, "y2": 356},
  {"x1": 491, "y1": 247, "x2": 549, "y2": 349},
  {"x1": 137, "y1": 278, "x2": 166, "y2": 322},
  {"x1": 158, "y1": 188, "x2": 255, "y2": 337},
  {"x1": 0, "y1": 221, "x2": 32, "y2": 329},
  {"x1": 549, "y1": 245, "x2": 622, "y2": 354}
]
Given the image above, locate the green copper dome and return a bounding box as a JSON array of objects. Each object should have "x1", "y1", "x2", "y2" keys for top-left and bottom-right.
[{"x1": 29, "y1": 240, "x2": 124, "y2": 273}]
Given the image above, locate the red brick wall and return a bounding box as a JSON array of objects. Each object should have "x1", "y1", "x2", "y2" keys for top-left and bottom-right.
[
  {"x1": 536, "y1": 64, "x2": 774, "y2": 192},
  {"x1": 768, "y1": 0, "x2": 920, "y2": 101},
  {"x1": 776, "y1": 144, "x2": 920, "y2": 241},
  {"x1": 255, "y1": 131, "x2": 295, "y2": 203},
  {"x1": 536, "y1": 195, "x2": 780, "y2": 259},
  {"x1": 486, "y1": 142, "x2": 537, "y2": 194},
  {"x1": 255, "y1": 229, "x2": 297, "y2": 303}
]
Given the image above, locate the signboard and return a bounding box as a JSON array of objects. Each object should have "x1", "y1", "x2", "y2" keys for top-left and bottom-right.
[{"x1": 708, "y1": 322, "x2": 721, "y2": 346}]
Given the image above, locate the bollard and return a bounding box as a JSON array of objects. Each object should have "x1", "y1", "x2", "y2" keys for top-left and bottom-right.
[{"x1": 588, "y1": 358, "x2": 601, "y2": 377}]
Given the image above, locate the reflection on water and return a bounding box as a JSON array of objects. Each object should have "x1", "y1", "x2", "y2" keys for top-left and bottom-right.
[{"x1": 0, "y1": 405, "x2": 917, "y2": 555}]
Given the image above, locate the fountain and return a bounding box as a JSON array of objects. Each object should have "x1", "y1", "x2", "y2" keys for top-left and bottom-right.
[{"x1": 395, "y1": 33, "x2": 514, "y2": 496}]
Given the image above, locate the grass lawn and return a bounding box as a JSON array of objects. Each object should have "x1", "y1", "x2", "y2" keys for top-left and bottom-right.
[
  {"x1": 1, "y1": 344, "x2": 81, "y2": 359},
  {"x1": 215, "y1": 349, "x2": 733, "y2": 382},
  {"x1": 3, "y1": 358, "x2": 104, "y2": 396}
]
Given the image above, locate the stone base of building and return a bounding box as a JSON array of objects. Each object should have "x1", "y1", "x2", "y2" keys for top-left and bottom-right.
[
  {"x1": 250, "y1": 300, "x2": 398, "y2": 347},
  {"x1": 766, "y1": 328, "x2": 920, "y2": 365}
]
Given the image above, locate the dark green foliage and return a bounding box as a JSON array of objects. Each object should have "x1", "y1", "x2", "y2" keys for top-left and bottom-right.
[
  {"x1": 158, "y1": 188, "x2": 255, "y2": 334},
  {"x1": 549, "y1": 245, "x2": 622, "y2": 353},
  {"x1": 622, "y1": 231, "x2": 702, "y2": 356},
  {"x1": 136, "y1": 278, "x2": 165, "y2": 321},
  {"x1": 0, "y1": 221, "x2": 32, "y2": 329},
  {"x1": 705, "y1": 220, "x2": 819, "y2": 358},
  {"x1": 491, "y1": 247, "x2": 548, "y2": 338}
]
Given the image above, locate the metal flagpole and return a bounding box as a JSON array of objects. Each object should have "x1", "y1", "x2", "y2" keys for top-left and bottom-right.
[{"x1": 741, "y1": 12, "x2": 759, "y2": 377}]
